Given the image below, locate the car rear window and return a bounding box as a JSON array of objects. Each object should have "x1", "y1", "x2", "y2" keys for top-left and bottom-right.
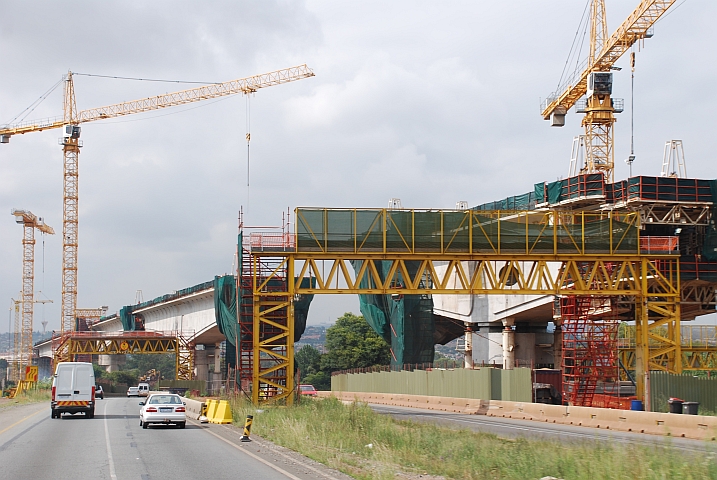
[{"x1": 149, "y1": 395, "x2": 181, "y2": 404}]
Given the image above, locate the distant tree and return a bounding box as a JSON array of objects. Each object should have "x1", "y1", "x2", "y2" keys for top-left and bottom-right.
[
  {"x1": 124, "y1": 354, "x2": 176, "y2": 379},
  {"x1": 303, "y1": 370, "x2": 331, "y2": 391},
  {"x1": 93, "y1": 363, "x2": 106, "y2": 380},
  {"x1": 295, "y1": 345, "x2": 321, "y2": 381},
  {"x1": 320, "y1": 312, "x2": 390, "y2": 372},
  {"x1": 107, "y1": 369, "x2": 139, "y2": 386}
]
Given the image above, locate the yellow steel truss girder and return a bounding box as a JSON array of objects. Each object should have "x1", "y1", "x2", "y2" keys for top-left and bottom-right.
[
  {"x1": 52, "y1": 334, "x2": 194, "y2": 380},
  {"x1": 251, "y1": 247, "x2": 682, "y2": 404},
  {"x1": 251, "y1": 256, "x2": 678, "y2": 296},
  {"x1": 621, "y1": 349, "x2": 717, "y2": 372},
  {"x1": 68, "y1": 338, "x2": 178, "y2": 355}
]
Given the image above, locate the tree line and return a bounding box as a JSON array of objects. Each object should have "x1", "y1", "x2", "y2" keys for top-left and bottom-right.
[{"x1": 295, "y1": 312, "x2": 391, "y2": 390}]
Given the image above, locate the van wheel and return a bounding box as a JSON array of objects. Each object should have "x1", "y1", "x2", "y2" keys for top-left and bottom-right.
[
  {"x1": 142, "y1": 422, "x2": 148, "y2": 429},
  {"x1": 87, "y1": 409, "x2": 95, "y2": 419},
  {"x1": 51, "y1": 409, "x2": 57, "y2": 419},
  {"x1": 139, "y1": 419, "x2": 143, "y2": 426},
  {"x1": 178, "y1": 422, "x2": 186, "y2": 429}
]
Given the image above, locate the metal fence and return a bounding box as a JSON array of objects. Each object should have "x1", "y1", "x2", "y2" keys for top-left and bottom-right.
[
  {"x1": 650, "y1": 371, "x2": 717, "y2": 413},
  {"x1": 331, "y1": 367, "x2": 532, "y2": 402}
]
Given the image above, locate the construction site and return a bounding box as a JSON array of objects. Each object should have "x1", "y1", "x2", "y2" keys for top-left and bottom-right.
[{"x1": 2, "y1": 0, "x2": 716, "y2": 413}]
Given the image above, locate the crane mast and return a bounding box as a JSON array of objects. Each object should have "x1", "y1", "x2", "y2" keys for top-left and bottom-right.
[
  {"x1": 62, "y1": 74, "x2": 81, "y2": 335},
  {"x1": 541, "y1": 1, "x2": 675, "y2": 181},
  {"x1": 12, "y1": 209, "x2": 54, "y2": 372},
  {"x1": 1, "y1": 65, "x2": 314, "y2": 337}
]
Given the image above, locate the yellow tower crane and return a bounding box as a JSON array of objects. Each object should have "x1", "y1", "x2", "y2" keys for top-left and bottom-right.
[
  {"x1": 1, "y1": 65, "x2": 315, "y2": 336},
  {"x1": 12, "y1": 209, "x2": 54, "y2": 377},
  {"x1": 10, "y1": 296, "x2": 20, "y2": 382},
  {"x1": 541, "y1": 0, "x2": 675, "y2": 182}
]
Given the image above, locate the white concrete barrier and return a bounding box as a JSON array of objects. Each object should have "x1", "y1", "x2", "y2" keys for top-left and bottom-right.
[{"x1": 322, "y1": 391, "x2": 717, "y2": 441}]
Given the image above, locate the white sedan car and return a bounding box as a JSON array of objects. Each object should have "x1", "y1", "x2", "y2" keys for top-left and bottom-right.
[{"x1": 139, "y1": 394, "x2": 187, "y2": 429}]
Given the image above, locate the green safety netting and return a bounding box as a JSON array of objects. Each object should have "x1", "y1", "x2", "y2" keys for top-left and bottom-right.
[
  {"x1": 120, "y1": 306, "x2": 135, "y2": 331},
  {"x1": 474, "y1": 191, "x2": 536, "y2": 211},
  {"x1": 215, "y1": 273, "x2": 315, "y2": 350},
  {"x1": 297, "y1": 208, "x2": 639, "y2": 255},
  {"x1": 351, "y1": 260, "x2": 435, "y2": 367}
]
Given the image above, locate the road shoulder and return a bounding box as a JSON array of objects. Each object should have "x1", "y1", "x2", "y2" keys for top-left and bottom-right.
[{"x1": 189, "y1": 418, "x2": 354, "y2": 480}]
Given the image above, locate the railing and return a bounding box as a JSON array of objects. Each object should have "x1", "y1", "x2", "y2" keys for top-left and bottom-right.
[
  {"x1": 249, "y1": 232, "x2": 296, "y2": 251},
  {"x1": 52, "y1": 329, "x2": 191, "y2": 339},
  {"x1": 640, "y1": 236, "x2": 679, "y2": 254}
]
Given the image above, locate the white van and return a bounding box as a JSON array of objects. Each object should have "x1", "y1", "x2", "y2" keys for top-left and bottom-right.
[
  {"x1": 51, "y1": 362, "x2": 96, "y2": 419},
  {"x1": 137, "y1": 383, "x2": 150, "y2": 397}
]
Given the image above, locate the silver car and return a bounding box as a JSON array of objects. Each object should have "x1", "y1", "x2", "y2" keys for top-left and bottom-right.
[{"x1": 139, "y1": 394, "x2": 187, "y2": 429}]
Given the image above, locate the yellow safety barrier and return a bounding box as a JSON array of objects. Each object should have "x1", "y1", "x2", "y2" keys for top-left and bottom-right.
[
  {"x1": 206, "y1": 399, "x2": 219, "y2": 423},
  {"x1": 211, "y1": 400, "x2": 233, "y2": 424}
]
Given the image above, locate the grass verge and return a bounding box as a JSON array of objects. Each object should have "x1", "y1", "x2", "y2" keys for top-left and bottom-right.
[
  {"x1": 228, "y1": 396, "x2": 716, "y2": 480},
  {"x1": 0, "y1": 388, "x2": 51, "y2": 408}
]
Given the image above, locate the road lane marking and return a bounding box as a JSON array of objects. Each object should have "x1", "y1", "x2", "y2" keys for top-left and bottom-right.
[
  {"x1": 104, "y1": 401, "x2": 117, "y2": 480},
  {"x1": 193, "y1": 421, "x2": 302, "y2": 480},
  {"x1": 218, "y1": 424, "x2": 343, "y2": 480},
  {"x1": 0, "y1": 407, "x2": 44, "y2": 436}
]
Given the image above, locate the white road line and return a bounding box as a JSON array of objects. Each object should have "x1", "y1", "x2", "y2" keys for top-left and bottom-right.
[
  {"x1": 219, "y1": 424, "x2": 342, "y2": 480},
  {"x1": 195, "y1": 422, "x2": 302, "y2": 480},
  {"x1": 104, "y1": 402, "x2": 117, "y2": 480}
]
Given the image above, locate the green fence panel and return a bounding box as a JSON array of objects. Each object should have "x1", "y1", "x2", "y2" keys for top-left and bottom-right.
[
  {"x1": 650, "y1": 372, "x2": 717, "y2": 413},
  {"x1": 332, "y1": 368, "x2": 530, "y2": 401}
]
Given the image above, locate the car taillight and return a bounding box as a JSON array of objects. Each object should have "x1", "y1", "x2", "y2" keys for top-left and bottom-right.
[
  {"x1": 92, "y1": 385, "x2": 96, "y2": 402},
  {"x1": 52, "y1": 386, "x2": 56, "y2": 401},
  {"x1": 175, "y1": 407, "x2": 185, "y2": 412},
  {"x1": 146, "y1": 407, "x2": 158, "y2": 412}
]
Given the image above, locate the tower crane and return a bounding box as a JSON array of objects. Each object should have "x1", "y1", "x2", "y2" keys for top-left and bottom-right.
[
  {"x1": 10, "y1": 296, "x2": 20, "y2": 382},
  {"x1": 12, "y1": 209, "x2": 54, "y2": 376},
  {"x1": 541, "y1": 0, "x2": 675, "y2": 182},
  {"x1": 1, "y1": 65, "x2": 315, "y2": 336}
]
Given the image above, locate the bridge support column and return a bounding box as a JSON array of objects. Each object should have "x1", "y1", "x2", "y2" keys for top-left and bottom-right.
[
  {"x1": 98, "y1": 354, "x2": 125, "y2": 373},
  {"x1": 194, "y1": 347, "x2": 209, "y2": 383},
  {"x1": 502, "y1": 318, "x2": 515, "y2": 370},
  {"x1": 553, "y1": 321, "x2": 562, "y2": 370},
  {"x1": 463, "y1": 324, "x2": 473, "y2": 369}
]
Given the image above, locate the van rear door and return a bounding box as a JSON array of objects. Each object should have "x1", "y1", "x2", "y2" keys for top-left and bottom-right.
[
  {"x1": 55, "y1": 364, "x2": 74, "y2": 400},
  {"x1": 73, "y1": 363, "x2": 93, "y2": 401}
]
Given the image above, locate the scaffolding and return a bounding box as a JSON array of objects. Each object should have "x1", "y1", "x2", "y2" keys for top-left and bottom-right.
[{"x1": 560, "y1": 296, "x2": 619, "y2": 406}]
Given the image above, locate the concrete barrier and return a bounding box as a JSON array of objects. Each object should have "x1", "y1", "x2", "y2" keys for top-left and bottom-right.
[
  {"x1": 322, "y1": 391, "x2": 717, "y2": 441},
  {"x1": 181, "y1": 397, "x2": 205, "y2": 420}
]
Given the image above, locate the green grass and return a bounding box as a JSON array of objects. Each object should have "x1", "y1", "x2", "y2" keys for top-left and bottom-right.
[{"x1": 228, "y1": 397, "x2": 717, "y2": 480}]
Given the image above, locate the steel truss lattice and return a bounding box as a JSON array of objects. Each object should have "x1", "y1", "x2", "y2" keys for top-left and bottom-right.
[
  {"x1": 51, "y1": 331, "x2": 194, "y2": 380},
  {"x1": 248, "y1": 208, "x2": 683, "y2": 404}
]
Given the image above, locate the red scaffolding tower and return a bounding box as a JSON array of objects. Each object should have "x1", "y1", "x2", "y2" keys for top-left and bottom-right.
[{"x1": 560, "y1": 295, "x2": 619, "y2": 407}]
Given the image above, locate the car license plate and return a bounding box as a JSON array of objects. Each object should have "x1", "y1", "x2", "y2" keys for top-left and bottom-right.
[{"x1": 159, "y1": 407, "x2": 173, "y2": 413}]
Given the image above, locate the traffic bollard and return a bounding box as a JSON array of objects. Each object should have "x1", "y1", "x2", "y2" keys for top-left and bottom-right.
[{"x1": 240, "y1": 415, "x2": 253, "y2": 442}]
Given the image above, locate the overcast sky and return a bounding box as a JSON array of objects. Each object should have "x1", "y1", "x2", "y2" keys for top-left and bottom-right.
[{"x1": 1, "y1": 0, "x2": 715, "y2": 333}]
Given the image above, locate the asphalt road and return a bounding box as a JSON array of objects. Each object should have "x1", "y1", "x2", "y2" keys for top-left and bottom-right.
[
  {"x1": 369, "y1": 403, "x2": 717, "y2": 454},
  {"x1": 0, "y1": 398, "x2": 351, "y2": 480}
]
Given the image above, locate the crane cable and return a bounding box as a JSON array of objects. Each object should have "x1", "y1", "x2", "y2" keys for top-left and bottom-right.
[
  {"x1": 72, "y1": 72, "x2": 221, "y2": 85},
  {"x1": 555, "y1": 0, "x2": 591, "y2": 94},
  {"x1": 3, "y1": 78, "x2": 63, "y2": 125}
]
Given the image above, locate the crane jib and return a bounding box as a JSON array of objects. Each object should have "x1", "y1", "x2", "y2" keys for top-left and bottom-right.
[{"x1": 0, "y1": 64, "x2": 315, "y2": 138}]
